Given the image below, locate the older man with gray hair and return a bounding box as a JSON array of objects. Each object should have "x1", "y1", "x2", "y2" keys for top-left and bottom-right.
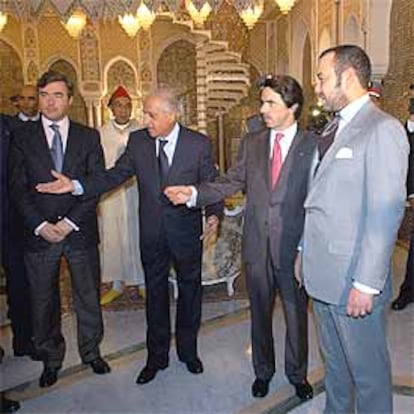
[{"x1": 36, "y1": 87, "x2": 223, "y2": 384}]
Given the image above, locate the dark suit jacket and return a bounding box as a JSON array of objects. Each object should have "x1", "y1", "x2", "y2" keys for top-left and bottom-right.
[
  {"x1": 0, "y1": 114, "x2": 12, "y2": 248},
  {"x1": 197, "y1": 128, "x2": 317, "y2": 271},
  {"x1": 406, "y1": 122, "x2": 414, "y2": 195},
  {"x1": 80, "y1": 125, "x2": 223, "y2": 264},
  {"x1": 9, "y1": 119, "x2": 105, "y2": 252}
]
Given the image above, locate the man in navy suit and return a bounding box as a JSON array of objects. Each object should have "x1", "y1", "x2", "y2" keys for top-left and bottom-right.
[
  {"x1": 36, "y1": 87, "x2": 223, "y2": 384},
  {"x1": 9, "y1": 71, "x2": 110, "y2": 388},
  {"x1": 1, "y1": 108, "x2": 37, "y2": 361},
  {"x1": 1, "y1": 116, "x2": 22, "y2": 413}
]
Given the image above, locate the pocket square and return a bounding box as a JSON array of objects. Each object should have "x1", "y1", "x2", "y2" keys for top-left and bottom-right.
[{"x1": 335, "y1": 147, "x2": 353, "y2": 159}]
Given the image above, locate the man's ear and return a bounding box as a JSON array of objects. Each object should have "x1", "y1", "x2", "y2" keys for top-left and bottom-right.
[{"x1": 290, "y1": 103, "x2": 299, "y2": 116}]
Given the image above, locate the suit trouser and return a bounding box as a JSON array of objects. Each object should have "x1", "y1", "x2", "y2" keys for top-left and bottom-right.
[
  {"x1": 398, "y1": 233, "x2": 414, "y2": 300},
  {"x1": 313, "y1": 299, "x2": 392, "y2": 414},
  {"x1": 25, "y1": 243, "x2": 103, "y2": 369},
  {"x1": 3, "y1": 241, "x2": 33, "y2": 350},
  {"x1": 142, "y1": 233, "x2": 202, "y2": 369},
  {"x1": 245, "y1": 248, "x2": 309, "y2": 382}
]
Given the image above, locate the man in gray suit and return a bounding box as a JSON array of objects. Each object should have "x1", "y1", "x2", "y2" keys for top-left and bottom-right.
[
  {"x1": 165, "y1": 75, "x2": 316, "y2": 400},
  {"x1": 299, "y1": 44, "x2": 409, "y2": 413}
]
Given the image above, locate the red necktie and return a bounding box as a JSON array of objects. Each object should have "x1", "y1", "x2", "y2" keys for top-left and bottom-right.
[{"x1": 271, "y1": 132, "x2": 284, "y2": 188}]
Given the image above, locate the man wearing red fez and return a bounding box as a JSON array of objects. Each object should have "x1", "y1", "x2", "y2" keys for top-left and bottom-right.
[{"x1": 99, "y1": 86, "x2": 145, "y2": 305}]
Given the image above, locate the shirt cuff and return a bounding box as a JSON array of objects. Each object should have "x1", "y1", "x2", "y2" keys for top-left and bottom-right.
[
  {"x1": 185, "y1": 186, "x2": 198, "y2": 208},
  {"x1": 353, "y1": 281, "x2": 380, "y2": 295},
  {"x1": 63, "y1": 217, "x2": 80, "y2": 232},
  {"x1": 407, "y1": 119, "x2": 414, "y2": 133},
  {"x1": 34, "y1": 221, "x2": 48, "y2": 236},
  {"x1": 72, "y1": 180, "x2": 84, "y2": 195}
]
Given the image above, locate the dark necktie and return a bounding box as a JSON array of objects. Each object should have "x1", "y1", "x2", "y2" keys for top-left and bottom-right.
[
  {"x1": 318, "y1": 114, "x2": 340, "y2": 161},
  {"x1": 271, "y1": 132, "x2": 284, "y2": 188},
  {"x1": 158, "y1": 139, "x2": 169, "y2": 187},
  {"x1": 49, "y1": 123, "x2": 64, "y2": 172}
]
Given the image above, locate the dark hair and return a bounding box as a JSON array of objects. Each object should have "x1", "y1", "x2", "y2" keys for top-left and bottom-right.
[
  {"x1": 320, "y1": 44, "x2": 371, "y2": 89},
  {"x1": 37, "y1": 71, "x2": 74, "y2": 97},
  {"x1": 258, "y1": 74, "x2": 304, "y2": 119}
]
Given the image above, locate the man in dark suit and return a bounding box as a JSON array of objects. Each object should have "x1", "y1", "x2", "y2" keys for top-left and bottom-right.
[
  {"x1": 9, "y1": 71, "x2": 110, "y2": 388},
  {"x1": 165, "y1": 75, "x2": 315, "y2": 400},
  {"x1": 392, "y1": 113, "x2": 414, "y2": 310},
  {"x1": 1, "y1": 118, "x2": 21, "y2": 413},
  {"x1": 35, "y1": 87, "x2": 222, "y2": 384},
  {"x1": 1, "y1": 107, "x2": 37, "y2": 361}
]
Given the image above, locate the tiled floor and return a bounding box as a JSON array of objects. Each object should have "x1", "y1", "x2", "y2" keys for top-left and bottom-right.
[{"x1": 1, "y1": 246, "x2": 413, "y2": 413}]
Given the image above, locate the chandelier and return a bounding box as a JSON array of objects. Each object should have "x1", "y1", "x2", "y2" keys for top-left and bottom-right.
[
  {"x1": 0, "y1": 11, "x2": 7, "y2": 32},
  {"x1": 64, "y1": 10, "x2": 87, "y2": 38},
  {"x1": 118, "y1": 14, "x2": 141, "y2": 37},
  {"x1": 274, "y1": 0, "x2": 296, "y2": 14},
  {"x1": 185, "y1": 1, "x2": 213, "y2": 27},
  {"x1": 136, "y1": 2, "x2": 156, "y2": 31},
  {"x1": 234, "y1": 0, "x2": 264, "y2": 30}
]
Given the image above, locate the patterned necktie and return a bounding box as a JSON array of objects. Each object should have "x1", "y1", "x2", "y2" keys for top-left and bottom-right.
[
  {"x1": 158, "y1": 139, "x2": 169, "y2": 187},
  {"x1": 318, "y1": 114, "x2": 340, "y2": 161},
  {"x1": 271, "y1": 132, "x2": 284, "y2": 188},
  {"x1": 49, "y1": 123, "x2": 64, "y2": 172}
]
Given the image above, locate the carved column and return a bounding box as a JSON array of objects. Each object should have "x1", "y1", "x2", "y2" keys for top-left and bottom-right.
[
  {"x1": 196, "y1": 42, "x2": 208, "y2": 134},
  {"x1": 23, "y1": 24, "x2": 40, "y2": 84}
]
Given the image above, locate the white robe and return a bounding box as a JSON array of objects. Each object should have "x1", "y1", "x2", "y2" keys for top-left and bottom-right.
[{"x1": 98, "y1": 120, "x2": 145, "y2": 285}]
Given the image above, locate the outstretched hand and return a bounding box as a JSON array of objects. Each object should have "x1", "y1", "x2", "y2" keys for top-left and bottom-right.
[
  {"x1": 164, "y1": 186, "x2": 193, "y2": 205},
  {"x1": 36, "y1": 170, "x2": 75, "y2": 194}
]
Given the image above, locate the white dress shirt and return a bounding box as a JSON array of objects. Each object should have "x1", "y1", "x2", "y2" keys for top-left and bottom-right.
[{"x1": 155, "y1": 122, "x2": 180, "y2": 165}]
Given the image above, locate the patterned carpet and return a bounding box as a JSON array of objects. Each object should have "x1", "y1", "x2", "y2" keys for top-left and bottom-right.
[{"x1": 58, "y1": 267, "x2": 248, "y2": 314}]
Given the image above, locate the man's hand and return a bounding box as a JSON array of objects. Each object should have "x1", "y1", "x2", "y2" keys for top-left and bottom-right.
[
  {"x1": 346, "y1": 287, "x2": 374, "y2": 318},
  {"x1": 409, "y1": 197, "x2": 414, "y2": 209},
  {"x1": 36, "y1": 170, "x2": 75, "y2": 194},
  {"x1": 38, "y1": 222, "x2": 66, "y2": 243},
  {"x1": 56, "y1": 220, "x2": 74, "y2": 238},
  {"x1": 201, "y1": 214, "x2": 219, "y2": 243},
  {"x1": 164, "y1": 186, "x2": 192, "y2": 205},
  {"x1": 294, "y1": 251, "x2": 303, "y2": 287}
]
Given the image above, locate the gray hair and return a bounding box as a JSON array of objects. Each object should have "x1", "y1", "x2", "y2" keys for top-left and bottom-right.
[{"x1": 148, "y1": 87, "x2": 183, "y2": 117}]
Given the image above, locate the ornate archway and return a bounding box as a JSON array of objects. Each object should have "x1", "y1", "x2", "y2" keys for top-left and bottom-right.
[{"x1": 0, "y1": 40, "x2": 23, "y2": 114}]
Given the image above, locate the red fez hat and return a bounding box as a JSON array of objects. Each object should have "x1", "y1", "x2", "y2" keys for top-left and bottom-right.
[
  {"x1": 108, "y1": 86, "x2": 131, "y2": 106},
  {"x1": 368, "y1": 82, "x2": 382, "y2": 99}
]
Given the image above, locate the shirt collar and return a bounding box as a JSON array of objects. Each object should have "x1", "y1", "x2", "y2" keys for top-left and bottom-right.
[
  {"x1": 338, "y1": 94, "x2": 370, "y2": 125},
  {"x1": 271, "y1": 121, "x2": 298, "y2": 140},
  {"x1": 18, "y1": 112, "x2": 40, "y2": 122},
  {"x1": 42, "y1": 114, "x2": 69, "y2": 129},
  {"x1": 112, "y1": 119, "x2": 131, "y2": 131},
  {"x1": 158, "y1": 122, "x2": 180, "y2": 144}
]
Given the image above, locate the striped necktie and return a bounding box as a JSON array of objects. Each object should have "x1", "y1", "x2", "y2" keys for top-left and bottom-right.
[{"x1": 49, "y1": 123, "x2": 64, "y2": 172}]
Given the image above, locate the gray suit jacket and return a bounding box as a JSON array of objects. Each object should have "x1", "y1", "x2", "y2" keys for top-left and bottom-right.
[
  {"x1": 198, "y1": 127, "x2": 316, "y2": 271},
  {"x1": 302, "y1": 100, "x2": 409, "y2": 306}
]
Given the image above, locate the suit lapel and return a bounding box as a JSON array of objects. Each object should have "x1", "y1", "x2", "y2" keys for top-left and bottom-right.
[
  {"x1": 254, "y1": 129, "x2": 271, "y2": 192},
  {"x1": 167, "y1": 125, "x2": 187, "y2": 184},
  {"x1": 62, "y1": 122, "x2": 81, "y2": 173},
  {"x1": 34, "y1": 121, "x2": 56, "y2": 171},
  {"x1": 309, "y1": 101, "x2": 370, "y2": 192}
]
